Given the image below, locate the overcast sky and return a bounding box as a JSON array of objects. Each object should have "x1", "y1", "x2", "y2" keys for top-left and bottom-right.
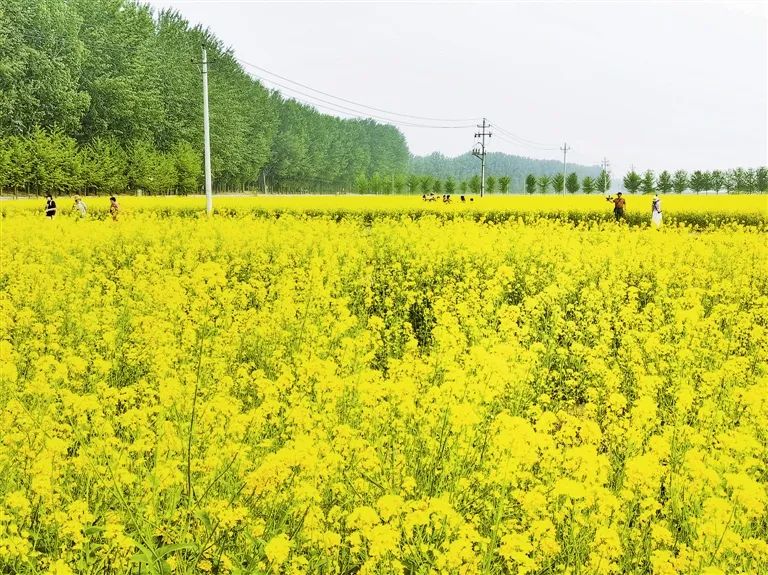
[{"x1": 145, "y1": 0, "x2": 767, "y2": 175}]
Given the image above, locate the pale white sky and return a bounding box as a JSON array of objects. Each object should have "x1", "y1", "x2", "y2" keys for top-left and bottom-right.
[{"x1": 145, "y1": 0, "x2": 767, "y2": 175}]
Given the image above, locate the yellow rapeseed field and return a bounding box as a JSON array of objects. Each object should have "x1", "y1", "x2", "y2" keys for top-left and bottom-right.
[
  {"x1": 2, "y1": 194, "x2": 767, "y2": 227},
  {"x1": 1, "y1": 196, "x2": 767, "y2": 575}
]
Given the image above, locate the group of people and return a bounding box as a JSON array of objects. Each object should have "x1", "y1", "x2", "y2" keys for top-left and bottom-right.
[
  {"x1": 606, "y1": 192, "x2": 663, "y2": 227},
  {"x1": 44, "y1": 194, "x2": 119, "y2": 220},
  {"x1": 43, "y1": 192, "x2": 663, "y2": 226},
  {"x1": 421, "y1": 193, "x2": 475, "y2": 203}
]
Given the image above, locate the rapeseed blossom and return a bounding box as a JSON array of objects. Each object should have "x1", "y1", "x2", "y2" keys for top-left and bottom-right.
[{"x1": 0, "y1": 198, "x2": 766, "y2": 573}]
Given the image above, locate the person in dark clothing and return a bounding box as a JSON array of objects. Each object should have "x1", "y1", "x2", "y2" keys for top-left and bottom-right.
[
  {"x1": 109, "y1": 196, "x2": 120, "y2": 221},
  {"x1": 45, "y1": 194, "x2": 57, "y2": 218},
  {"x1": 606, "y1": 192, "x2": 626, "y2": 221}
]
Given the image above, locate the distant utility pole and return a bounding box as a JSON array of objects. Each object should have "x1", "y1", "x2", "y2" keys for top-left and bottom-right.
[
  {"x1": 601, "y1": 157, "x2": 610, "y2": 195},
  {"x1": 201, "y1": 46, "x2": 213, "y2": 215},
  {"x1": 560, "y1": 142, "x2": 571, "y2": 194},
  {"x1": 473, "y1": 118, "x2": 492, "y2": 197}
]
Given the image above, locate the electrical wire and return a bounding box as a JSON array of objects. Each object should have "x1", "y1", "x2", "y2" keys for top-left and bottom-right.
[
  {"x1": 490, "y1": 122, "x2": 559, "y2": 150},
  {"x1": 252, "y1": 72, "x2": 476, "y2": 129},
  {"x1": 492, "y1": 132, "x2": 560, "y2": 153},
  {"x1": 237, "y1": 57, "x2": 480, "y2": 124}
]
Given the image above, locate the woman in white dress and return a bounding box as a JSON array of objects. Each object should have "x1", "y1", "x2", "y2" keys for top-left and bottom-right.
[{"x1": 651, "y1": 194, "x2": 662, "y2": 228}]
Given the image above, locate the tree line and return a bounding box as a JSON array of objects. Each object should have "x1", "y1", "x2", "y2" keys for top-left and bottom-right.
[
  {"x1": 0, "y1": 0, "x2": 409, "y2": 196},
  {"x1": 270, "y1": 167, "x2": 768, "y2": 196},
  {"x1": 409, "y1": 152, "x2": 601, "y2": 192},
  {"x1": 353, "y1": 173, "x2": 513, "y2": 195},
  {"x1": 522, "y1": 167, "x2": 767, "y2": 194},
  {"x1": 620, "y1": 168, "x2": 767, "y2": 194}
]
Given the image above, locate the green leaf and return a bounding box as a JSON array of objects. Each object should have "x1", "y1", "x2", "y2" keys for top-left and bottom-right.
[{"x1": 157, "y1": 542, "x2": 197, "y2": 558}]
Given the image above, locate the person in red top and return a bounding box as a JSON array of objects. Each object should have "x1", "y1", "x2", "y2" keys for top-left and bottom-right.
[{"x1": 606, "y1": 192, "x2": 626, "y2": 221}]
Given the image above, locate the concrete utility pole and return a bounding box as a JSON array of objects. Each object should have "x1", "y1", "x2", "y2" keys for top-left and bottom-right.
[
  {"x1": 473, "y1": 118, "x2": 492, "y2": 197},
  {"x1": 560, "y1": 142, "x2": 571, "y2": 194},
  {"x1": 201, "y1": 46, "x2": 213, "y2": 215},
  {"x1": 601, "y1": 157, "x2": 610, "y2": 195}
]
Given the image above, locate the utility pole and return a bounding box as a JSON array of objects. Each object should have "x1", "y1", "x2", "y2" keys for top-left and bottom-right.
[
  {"x1": 601, "y1": 157, "x2": 610, "y2": 195},
  {"x1": 473, "y1": 118, "x2": 492, "y2": 197},
  {"x1": 201, "y1": 46, "x2": 213, "y2": 215},
  {"x1": 560, "y1": 142, "x2": 571, "y2": 194}
]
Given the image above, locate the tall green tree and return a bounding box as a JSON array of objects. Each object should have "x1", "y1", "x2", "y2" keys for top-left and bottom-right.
[
  {"x1": 689, "y1": 170, "x2": 707, "y2": 194},
  {"x1": 3, "y1": 135, "x2": 33, "y2": 194},
  {"x1": 640, "y1": 170, "x2": 655, "y2": 194},
  {"x1": 565, "y1": 172, "x2": 579, "y2": 194},
  {"x1": 354, "y1": 173, "x2": 368, "y2": 194},
  {"x1": 172, "y1": 140, "x2": 201, "y2": 195},
  {"x1": 525, "y1": 174, "x2": 536, "y2": 194},
  {"x1": 755, "y1": 167, "x2": 768, "y2": 193},
  {"x1": 370, "y1": 172, "x2": 383, "y2": 194},
  {"x1": 469, "y1": 175, "x2": 481, "y2": 194},
  {"x1": 81, "y1": 136, "x2": 128, "y2": 195},
  {"x1": 73, "y1": 0, "x2": 163, "y2": 145},
  {"x1": 407, "y1": 174, "x2": 420, "y2": 194},
  {"x1": 597, "y1": 169, "x2": 611, "y2": 195},
  {"x1": 0, "y1": 138, "x2": 10, "y2": 193},
  {"x1": 27, "y1": 127, "x2": 83, "y2": 195},
  {"x1": 444, "y1": 176, "x2": 456, "y2": 195},
  {"x1": 381, "y1": 174, "x2": 394, "y2": 195},
  {"x1": 485, "y1": 175, "x2": 496, "y2": 194},
  {"x1": 393, "y1": 173, "x2": 406, "y2": 194},
  {"x1": 623, "y1": 170, "x2": 641, "y2": 194},
  {"x1": 0, "y1": 0, "x2": 90, "y2": 136},
  {"x1": 498, "y1": 175, "x2": 511, "y2": 194},
  {"x1": 656, "y1": 170, "x2": 672, "y2": 194},
  {"x1": 672, "y1": 170, "x2": 688, "y2": 194},
  {"x1": 420, "y1": 175, "x2": 434, "y2": 195},
  {"x1": 537, "y1": 175, "x2": 550, "y2": 194},
  {"x1": 742, "y1": 168, "x2": 756, "y2": 193},
  {"x1": 551, "y1": 173, "x2": 564, "y2": 194},
  {"x1": 581, "y1": 176, "x2": 594, "y2": 195},
  {"x1": 709, "y1": 170, "x2": 725, "y2": 194}
]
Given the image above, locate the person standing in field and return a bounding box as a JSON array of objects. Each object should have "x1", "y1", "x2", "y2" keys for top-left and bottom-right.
[
  {"x1": 109, "y1": 196, "x2": 120, "y2": 221},
  {"x1": 44, "y1": 194, "x2": 57, "y2": 218},
  {"x1": 651, "y1": 194, "x2": 662, "y2": 228},
  {"x1": 73, "y1": 196, "x2": 87, "y2": 218},
  {"x1": 606, "y1": 192, "x2": 626, "y2": 221}
]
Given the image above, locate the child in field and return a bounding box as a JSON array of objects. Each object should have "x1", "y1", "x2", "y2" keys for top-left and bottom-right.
[
  {"x1": 651, "y1": 194, "x2": 662, "y2": 228},
  {"x1": 73, "y1": 196, "x2": 87, "y2": 217},
  {"x1": 109, "y1": 196, "x2": 119, "y2": 221},
  {"x1": 45, "y1": 194, "x2": 57, "y2": 218}
]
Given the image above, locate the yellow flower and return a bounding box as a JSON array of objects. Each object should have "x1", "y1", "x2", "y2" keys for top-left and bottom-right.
[{"x1": 265, "y1": 534, "x2": 292, "y2": 566}]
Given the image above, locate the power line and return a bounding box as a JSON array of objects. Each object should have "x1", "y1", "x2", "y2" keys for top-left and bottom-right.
[
  {"x1": 236, "y1": 57, "x2": 480, "y2": 124},
  {"x1": 492, "y1": 132, "x2": 559, "y2": 153},
  {"x1": 250, "y1": 72, "x2": 476, "y2": 129},
  {"x1": 490, "y1": 122, "x2": 559, "y2": 150}
]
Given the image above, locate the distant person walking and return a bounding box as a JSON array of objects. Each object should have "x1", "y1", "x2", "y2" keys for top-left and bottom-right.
[
  {"x1": 44, "y1": 194, "x2": 57, "y2": 219},
  {"x1": 109, "y1": 196, "x2": 120, "y2": 221},
  {"x1": 73, "y1": 196, "x2": 87, "y2": 218},
  {"x1": 651, "y1": 194, "x2": 662, "y2": 228},
  {"x1": 606, "y1": 192, "x2": 626, "y2": 221}
]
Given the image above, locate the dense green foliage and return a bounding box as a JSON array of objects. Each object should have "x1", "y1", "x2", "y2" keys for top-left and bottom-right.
[
  {"x1": 409, "y1": 152, "x2": 601, "y2": 192},
  {"x1": 520, "y1": 167, "x2": 768, "y2": 196},
  {"x1": 628, "y1": 168, "x2": 767, "y2": 194},
  {"x1": 0, "y1": 0, "x2": 409, "y2": 195}
]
